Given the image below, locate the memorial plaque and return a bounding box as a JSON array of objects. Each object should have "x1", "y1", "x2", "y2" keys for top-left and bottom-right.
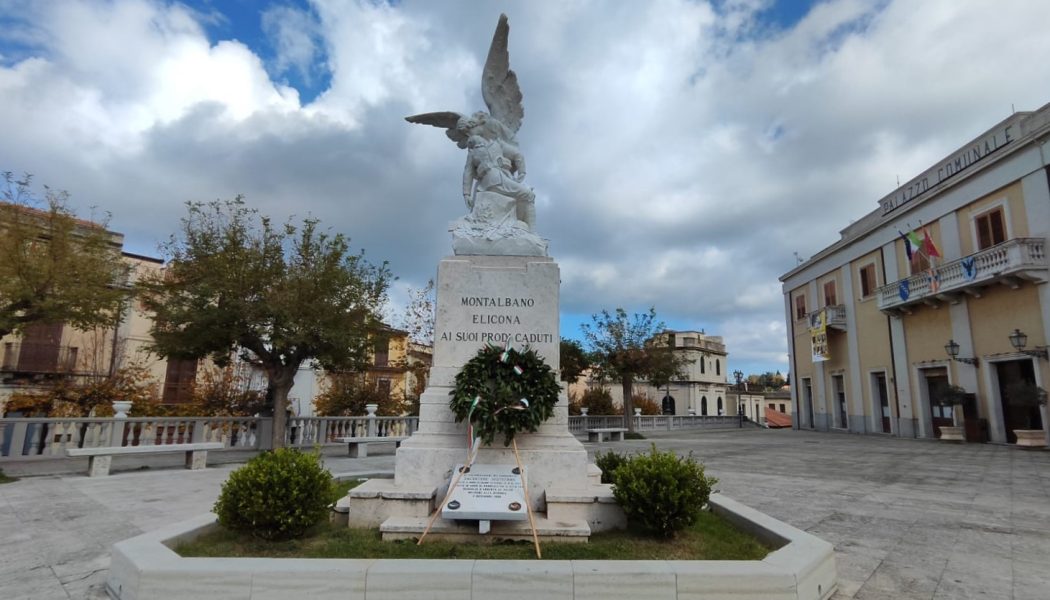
[{"x1": 441, "y1": 463, "x2": 528, "y2": 522}]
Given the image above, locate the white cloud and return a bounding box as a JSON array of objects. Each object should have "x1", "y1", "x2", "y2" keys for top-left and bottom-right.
[{"x1": 2, "y1": 0, "x2": 1050, "y2": 376}]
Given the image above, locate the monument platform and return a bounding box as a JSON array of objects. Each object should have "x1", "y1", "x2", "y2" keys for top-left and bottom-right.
[{"x1": 348, "y1": 254, "x2": 621, "y2": 538}]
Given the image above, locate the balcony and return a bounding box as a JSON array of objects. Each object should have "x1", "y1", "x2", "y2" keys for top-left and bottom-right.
[
  {"x1": 877, "y1": 237, "x2": 1047, "y2": 314},
  {"x1": 1, "y1": 343, "x2": 80, "y2": 375},
  {"x1": 806, "y1": 305, "x2": 847, "y2": 331}
]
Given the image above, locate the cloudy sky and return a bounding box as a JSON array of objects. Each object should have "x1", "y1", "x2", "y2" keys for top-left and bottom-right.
[{"x1": 2, "y1": 0, "x2": 1049, "y2": 378}]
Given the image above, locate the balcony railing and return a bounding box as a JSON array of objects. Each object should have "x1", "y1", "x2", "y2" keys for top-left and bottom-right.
[
  {"x1": 877, "y1": 237, "x2": 1047, "y2": 313},
  {"x1": 1, "y1": 342, "x2": 79, "y2": 374},
  {"x1": 806, "y1": 305, "x2": 847, "y2": 331}
]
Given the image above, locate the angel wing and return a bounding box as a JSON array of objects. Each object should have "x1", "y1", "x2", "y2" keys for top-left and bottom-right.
[
  {"x1": 404, "y1": 111, "x2": 468, "y2": 147},
  {"x1": 481, "y1": 14, "x2": 523, "y2": 135}
]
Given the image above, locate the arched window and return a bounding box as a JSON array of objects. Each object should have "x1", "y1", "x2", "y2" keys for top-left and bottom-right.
[
  {"x1": 700, "y1": 357, "x2": 705, "y2": 374},
  {"x1": 716, "y1": 359, "x2": 721, "y2": 376},
  {"x1": 717, "y1": 397, "x2": 723, "y2": 415},
  {"x1": 701, "y1": 396, "x2": 708, "y2": 416}
]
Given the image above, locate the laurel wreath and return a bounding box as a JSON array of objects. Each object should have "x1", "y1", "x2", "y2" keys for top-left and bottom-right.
[{"x1": 449, "y1": 344, "x2": 560, "y2": 446}]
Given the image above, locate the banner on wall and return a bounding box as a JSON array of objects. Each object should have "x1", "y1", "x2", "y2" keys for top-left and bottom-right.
[{"x1": 809, "y1": 310, "x2": 830, "y2": 362}]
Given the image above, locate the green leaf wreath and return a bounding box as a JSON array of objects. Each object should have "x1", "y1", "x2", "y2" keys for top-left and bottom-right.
[{"x1": 450, "y1": 344, "x2": 561, "y2": 446}]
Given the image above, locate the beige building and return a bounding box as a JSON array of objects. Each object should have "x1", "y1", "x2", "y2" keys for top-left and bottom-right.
[
  {"x1": 573, "y1": 330, "x2": 730, "y2": 416},
  {"x1": 1, "y1": 251, "x2": 174, "y2": 413},
  {"x1": 781, "y1": 103, "x2": 1050, "y2": 444}
]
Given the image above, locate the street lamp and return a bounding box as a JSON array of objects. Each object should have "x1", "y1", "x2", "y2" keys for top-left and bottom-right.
[
  {"x1": 1009, "y1": 328, "x2": 1049, "y2": 360},
  {"x1": 944, "y1": 339, "x2": 978, "y2": 366}
]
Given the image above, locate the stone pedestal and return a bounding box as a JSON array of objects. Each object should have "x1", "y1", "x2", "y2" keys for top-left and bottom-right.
[{"x1": 349, "y1": 255, "x2": 618, "y2": 536}]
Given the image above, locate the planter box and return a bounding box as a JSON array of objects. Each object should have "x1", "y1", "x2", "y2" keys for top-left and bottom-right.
[
  {"x1": 108, "y1": 494, "x2": 837, "y2": 600},
  {"x1": 1014, "y1": 429, "x2": 1047, "y2": 448}
]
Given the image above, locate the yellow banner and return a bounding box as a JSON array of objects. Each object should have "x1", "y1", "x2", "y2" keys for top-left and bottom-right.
[{"x1": 809, "y1": 311, "x2": 829, "y2": 362}]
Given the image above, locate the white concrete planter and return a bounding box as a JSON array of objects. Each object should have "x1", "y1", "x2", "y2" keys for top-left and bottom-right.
[
  {"x1": 1014, "y1": 429, "x2": 1047, "y2": 448},
  {"x1": 938, "y1": 426, "x2": 965, "y2": 442},
  {"x1": 107, "y1": 494, "x2": 837, "y2": 600}
]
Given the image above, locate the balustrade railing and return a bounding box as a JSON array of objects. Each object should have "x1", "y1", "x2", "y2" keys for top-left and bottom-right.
[
  {"x1": 3, "y1": 411, "x2": 738, "y2": 461},
  {"x1": 876, "y1": 237, "x2": 1047, "y2": 311},
  {"x1": 0, "y1": 416, "x2": 264, "y2": 460},
  {"x1": 569, "y1": 414, "x2": 742, "y2": 433}
]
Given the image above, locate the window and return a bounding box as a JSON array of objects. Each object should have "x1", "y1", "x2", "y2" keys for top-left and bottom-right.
[
  {"x1": 683, "y1": 337, "x2": 696, "y2": 347},
  {"x1": 823, "y1": 281, "x2": 837, "y2": 306},
  {"x1": 377, "y1": 378, "x2": 391, "y2": 398},
  {"x1": 780, "y1": 403, "x2": 786, "y2": 413},
  {"x1": 701, "y1": 396, "x2": 708, "y2": 416},
  {"x1": 716, "y1": 397, "x2": 723, "y2": 415},
  {"x1": 700, "y1": 357, "x2": 705, "y2": 374},
  {"x1": 163, "y1": 358, "x2": 198, "y2": 404},
  {"x1": 795, "y1": 294, "x2": 807, "y2": 320},
  {"x1": 373, "y1": 339, "x2": 389, "y2": 367},
  {"x1": 909, "y1": 251, "x2": 930, "y2": 275},
  {"x1": 859, "y1": 263, "x2": 877, "y2": 298},
  {"x1": 975, "y1": 207, "x2": 1006, "y2": 250},
  {"x1": 715, "y1": 359, "x2": 720, "y2": 376}
]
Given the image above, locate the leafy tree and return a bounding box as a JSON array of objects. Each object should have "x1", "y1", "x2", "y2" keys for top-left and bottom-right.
[
  {"x1": 581, "y1": 308, "x2": 687, "y2": 431},
  {"x1": 4, "y1": 362, "x2": 159, "y2": 417},
  {"x1": 313, "y1": 371, "x2": 408, "y2": 417},
  {"x1": 559, "y1": 338, "x2": 589, "y2": 383},
  {"x1": 139, "y1": 199, "x2": 391, "y2": 448},
  {"x1": 0, "y1": 172, "x2": 130, "y2": 339},
  {"x1": 398, "y1": 279, "x2": 435, "y2": 346},
  {"x1": 746, "y1": 371, "x2": 787, "y2": 391},
  {"x1": 579, "y1": 387, "x2": 619, "y2": 415}
]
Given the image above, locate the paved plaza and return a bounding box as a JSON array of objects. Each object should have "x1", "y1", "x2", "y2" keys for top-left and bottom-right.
[{"x1": 1, "y1": 429, "x2": 1047, "y2": 599}]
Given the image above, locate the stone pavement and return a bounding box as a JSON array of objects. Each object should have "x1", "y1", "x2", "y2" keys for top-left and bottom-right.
[{"x1": 1, "y1": 429, "x2": 1047, "y2": 599}]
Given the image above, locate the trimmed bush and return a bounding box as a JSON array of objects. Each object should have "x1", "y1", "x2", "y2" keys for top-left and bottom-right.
[
  {"x1": 612, "y1": 445, "x2": 718, "y2": 538},
  {"x1": 594, "y1": 450, "x2": 628, "y2": 484},
  {"x1": 214, "y1": 449, "x2": 337, "y2": 540}
]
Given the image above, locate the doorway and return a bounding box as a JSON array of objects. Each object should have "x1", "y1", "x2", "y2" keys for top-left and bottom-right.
[
  {"x1": 661, "y1": 395, "x2": 675, "y2": 415},
  {"x1": 873, "y1": 372, "x2": 891, "y2": 433},
  {"x1": 995, "y1": 359, "x2": 1039, "y2": 444},
  {"x1": 923, "y1": 367, "x2": 952, "y2": 437},
  {"x1": 802, "y1": 378, "x2": 814, "y2": 429}
]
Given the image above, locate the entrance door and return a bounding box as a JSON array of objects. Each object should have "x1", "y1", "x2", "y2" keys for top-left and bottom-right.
[
  {"x1": 661, "y1": 395, "x2": 675, "y2": 415},
  {"x1": 996, "y1": 359, "x2": 1039, "y2": 444},
  {"x1": 924, "y1": 368, "x2": 952, "y2": 437},
  {"x1": 803, "y1": 378, "x2": 814, "y2": 429},
  {"x1": 874, "y1": 373, "x2": 891, "y2": 433}
]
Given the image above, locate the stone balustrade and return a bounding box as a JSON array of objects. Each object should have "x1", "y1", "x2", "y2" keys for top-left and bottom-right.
[
  {"x1": 877, "y1": 236, "x2": 1047, "y2": 312},
  {"x1": 569, "y1": 414, "x2": 742, "y2": 433},
  {"x1": 0, "y1": 413, "x2": 422, "y2": 461}
]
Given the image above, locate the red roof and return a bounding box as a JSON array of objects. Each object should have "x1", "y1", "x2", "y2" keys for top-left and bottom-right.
[{"x1": 764, "y1": 407, "x2": 792, "y2": 428}]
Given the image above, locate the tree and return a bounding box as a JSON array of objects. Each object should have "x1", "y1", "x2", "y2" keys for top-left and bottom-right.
[
  {"x1": 559, "y1": 338, "x2": 589, "y2": 383},
  {"x1": 398, "y1": 279, "x2": 435, "y2": 346},
  {"x1": 581, "y1": 308, "x2": 687, "y2": 431},
  {"x1": 0, "y1": 172, "x2": 130, "y2": 339},
  {"x1": 313, "y1": 371, "x2": 408, "y2": 417},
  {"x1": 139, "y1": 199, "x2": 391, "y2": 448}
]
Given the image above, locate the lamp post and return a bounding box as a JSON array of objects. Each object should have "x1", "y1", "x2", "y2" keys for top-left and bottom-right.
[
  {"x1": 1009, "y1": 328, "x2": 1049, "y2": 360},
  {"x1": 944, "y1": 339, "x2": 978, "y2": 366}
]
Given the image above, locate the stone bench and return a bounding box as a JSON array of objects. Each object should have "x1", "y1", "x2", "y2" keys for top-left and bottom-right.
[
  {"x1": 335, "y1": 436, "x2": 408, "y2": 458},
  {"x1": 66, "y1": 442, "x2": 224, "y2": 477},
  {"x1": 586, "y1": 428, "x2": 627, "y2": 443}
]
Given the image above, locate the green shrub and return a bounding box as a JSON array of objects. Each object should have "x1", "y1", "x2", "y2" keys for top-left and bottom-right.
[
  {"x1": 214, "y1": 449, "x2": 337, "y2": 541},
  {"x1": 594, "y1": 450, "x2": 628, "y2": 484},
  {"x1": 0, "y1": 468, "x2": 17, "y2": 484},
  {"x1": 612, "y1": 445, "x2": 718, "y2": 538},
  {"x1": 624, "y1": 431, "x2": 646, "y2": 440}
]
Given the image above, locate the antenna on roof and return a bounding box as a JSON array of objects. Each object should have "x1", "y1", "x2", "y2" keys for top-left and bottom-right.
[
  {"x1": 896, "y1": 174, "x2": 900, "y2": 187},
  {"x1": 1011, "y1": 103, "x2": 1016, "y2": 114},
  {"x1": 793, "y1": 251, "x2": 803, "y2": 265}
]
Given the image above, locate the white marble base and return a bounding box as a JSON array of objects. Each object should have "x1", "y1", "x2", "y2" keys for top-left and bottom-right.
[{"x1": 88, "y1": 455, "x2": 112, "y2": 477}]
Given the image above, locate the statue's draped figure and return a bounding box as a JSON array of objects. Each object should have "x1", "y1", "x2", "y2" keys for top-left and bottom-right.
[{"x1": 406, "y1": 15, "x2": 547, "y2": 256}]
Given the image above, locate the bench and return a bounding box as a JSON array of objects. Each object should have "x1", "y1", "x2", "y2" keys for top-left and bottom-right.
[
  {"x1": 66, "y1": 442, "x2": 224, "y2": 477},
  {"x1": 335, "y1": 436, "x2": 408, "y2": 458},
  {"x1": 587, "y1": 428, "x2": 628, "y2": 443}
]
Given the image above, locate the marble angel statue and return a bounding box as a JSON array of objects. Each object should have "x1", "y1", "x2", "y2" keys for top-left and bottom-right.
[{"x1": 406, "y1": 14, "x2": 546, "y2": 256}]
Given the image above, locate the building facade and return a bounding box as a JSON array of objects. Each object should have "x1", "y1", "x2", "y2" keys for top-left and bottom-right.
[
  {"x1": 780, "y1": 104, "x2": 1050, "y2": 444},
  {"x1": 572, "y1": 330, "x2": 730, "y2": 416}
]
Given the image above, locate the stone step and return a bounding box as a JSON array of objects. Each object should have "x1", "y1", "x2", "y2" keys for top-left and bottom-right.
[
  {"x1": 545, "y1": 483, "x2": 626, "y2": 532},
  {"x1": 587, "y1": 462, "x2": 602, "y2": 485},
  {"x1": 380, "y1": 514, "x2": 591, "y2": 543}
]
